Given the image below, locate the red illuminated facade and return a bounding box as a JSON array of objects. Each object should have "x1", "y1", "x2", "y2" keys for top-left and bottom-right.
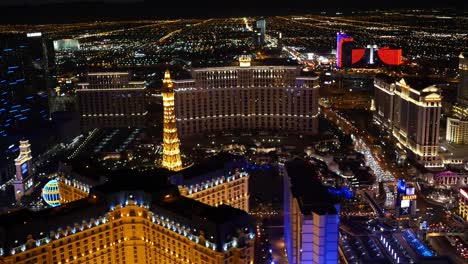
[
  {"x1": 377, "y1": 47, "x2": 402, "y2": 65},
  {"x1": 336, "y1": 32, "x2": 403, "y2": 68},
  {"x1": 351, "y1": 48, "x2": 366, "y2": 64}
]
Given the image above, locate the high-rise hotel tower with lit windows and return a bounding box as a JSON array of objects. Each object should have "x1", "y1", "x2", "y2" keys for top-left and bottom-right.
[
  {"x1": 446, "y1": 53, "x2": 468, "y2": 144},
  {"x1": 459, "y1": 187, "x2": 468, "y2": 222},
  {"x1": 373, "y1": 75, "x2": 442, "y2": 167},
  {"x1": 0, "y1": 170, "x2": 254, "y2": 264},
  {"x1": 172, "y1": 56, "x2": 320, "y2": 137},
  {"x1": 76, "y1": 72, "x2": 147, "y2": 131}
]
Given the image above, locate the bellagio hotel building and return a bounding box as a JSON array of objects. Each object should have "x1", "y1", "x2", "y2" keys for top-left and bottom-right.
[{"x1": 173, "y1": 57, "x2": 320, "y2": 137}]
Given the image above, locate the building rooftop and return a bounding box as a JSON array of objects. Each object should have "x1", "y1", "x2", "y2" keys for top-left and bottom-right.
[
  {"x1": 91, "y1": 169, "x2": 176, "y2": 196},
  {"x1": 0, "y1": 196, "x2": 107, "y2": 252},
  {"x1": 191, "y1": 57, "x2": 300, "y2": 70},
  {"x1": 171, "y1": 153, "x2": 246, "y2": 186},
  {"x1": 375, "y1": 73, "x2": 398, "y2": 84},
  {"x1": 156, "y1": 195, "x2": 247, "y2": 225},
  {"x1": 59, "y1": 156, "x2": 108, "y2": 185},
  {"x1": 154, "y1": 195, "x2": 252, "y2": 251},
  {"x1": 398, "y1": 77, "x2": 436, "y2": 92},
  {"x1": 285, "y1": 159, "x2": 338, "y2": 215},
  {"x1": 439, "y1": 140, "x2": 468, "y2": 163},
  {"x1": 0, "y1": 164, "x2": 253, "y2": 254}
]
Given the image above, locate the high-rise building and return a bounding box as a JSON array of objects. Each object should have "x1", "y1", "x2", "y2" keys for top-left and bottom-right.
[
  {"x1": 12, "y1": 139, "x2": 34, "y2": 202},
  {"x1": 76, "y1": 72, "x2": 147, "y2": 131},
  {"x1": 457, "y1": 52, "x2": 468, "y2": 107},
  {"x1": 458, "y1": 187, "x2": 468, "y2": 222},
  {"x1": 446, "y1": 52, "x2": 468, "y2": 144},
  {"x1": 0, "y1": 32, "x2": 54, "y2": 184},
  {"x1": 336, "y1": 32, "x2": 402, "y2": 68},
  {"x1": 173, "y1": 57, "x2": 320, "y2": 137},
  {"x1": 161, "y1": 70, "x2": 183, "y2": 171},
  {"x1": 170, "y1": 153, "x2": 249, "y2": 212},
  {"x1": 446, "y1": 115, "x2": 468, "y2": 144},
  {"x1": 336, "y1": 32, "x2": 354, "y2": 68},
  {"x1": 393, "y1": 78, "x2": 442, "y2": 167},
  {"x1": 373, "y1": 74, "x2": 398, "y2": 130},
  {"x1": 0, "y1": 172, "x2": 255, "y2": 264},
  {"x1": 373, "y1": 75, "x2": 442, "y2": 167},
  {"x1": 255, "y1": 18, "x2": 266, "y2": 45},
  {"x1": 283, "y1": 159, "x2": 340, "y2": 264}
]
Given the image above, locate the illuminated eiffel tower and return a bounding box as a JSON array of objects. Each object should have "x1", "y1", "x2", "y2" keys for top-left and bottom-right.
[{"x1": 161, "y1": 70, "x2": 183, "y2": 171}]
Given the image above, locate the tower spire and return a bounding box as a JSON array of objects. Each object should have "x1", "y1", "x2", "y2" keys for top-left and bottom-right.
[{"x1": 161, "y1": 70, "x2": 183, "y2": 171}]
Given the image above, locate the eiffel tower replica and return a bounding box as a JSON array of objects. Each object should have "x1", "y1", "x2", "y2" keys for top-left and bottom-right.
[{"x1": 161, "y1": 70, "x2": 183, "y2": 171}]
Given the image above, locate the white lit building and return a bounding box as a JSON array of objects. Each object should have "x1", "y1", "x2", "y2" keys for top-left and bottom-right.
[
  {"x1": 446, "y1": 53, "x2": 468, "y2": 144},
  {"x1": 373, "y1": 75, "x2": 442, "y2": 168},
  {"x1": 459, "y1": 187, "x2": 468, "y2": 222},
  {"x1": 173, "y1": 57, "x2": 320, "y2": 137}
]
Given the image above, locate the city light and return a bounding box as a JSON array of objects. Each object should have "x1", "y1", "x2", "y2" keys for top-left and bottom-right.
[{"x1": 0, "y1": 6, "x2": 465, "y2": 264}]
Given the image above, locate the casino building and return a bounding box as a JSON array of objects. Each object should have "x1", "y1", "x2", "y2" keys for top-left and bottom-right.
[
  {"x1": 76, "y1": 72, "x2": 147, "y2": 131},
  {"x1": 0, "y1": 169, "x2": 254, "y2": 264},
  {"x1": 170, "y1": 153, "x2": 249, "y2": 212},
  {"x1": 373, "y1": 74, "x2": 442, "y2": 167},
  {"x1": 172, "y1": 56, "x2": 320, "y2": 137},
  {"x1": 459, "y1": 187, "x2": 468, "y2": 222},
  {"x1": 56, "y1": 154, "x2": 250, "y2": 212},
  {"x1": 446, "y1": 53, "x2": 468, "y2": 144}
]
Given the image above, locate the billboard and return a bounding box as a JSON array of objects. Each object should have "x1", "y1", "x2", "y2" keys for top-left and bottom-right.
[
  {"x1": 53, "y1": 39, "x2": 80, "y2": 51},
  {"x1": 401, "y1": 200, "x2": 410, "y2": 208}
]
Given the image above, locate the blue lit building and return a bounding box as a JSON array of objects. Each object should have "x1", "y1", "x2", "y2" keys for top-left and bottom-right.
[
  {"x1": 282, "y1": 159, "x2": 340, "y2": 264},
  {"x1": 0, "y1": 32, "x2": 54, "y2": 184}
]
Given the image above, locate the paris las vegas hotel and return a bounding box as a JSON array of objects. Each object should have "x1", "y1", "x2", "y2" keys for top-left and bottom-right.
[{"x1": 0, "y1": 153, "x2": 253, "y2": 264}]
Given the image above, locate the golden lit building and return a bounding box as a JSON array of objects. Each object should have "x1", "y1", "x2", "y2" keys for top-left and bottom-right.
[
  {"x1": 392, "y1": 78, "x2": 442, "y2": 167},
  {"x1": 0, "y1": 172, "x2": 254, "y2": 264},
  {"x1": 76, "y1": 72, "x2": 147, "y2": 131},
  {"x1": 170, "y1": 153, "x2": 249, "y2": 212},
  {"x1": 162, "y1": 70, "x2": 183, "y2": 171},
  {"x1": 446, "y1": 114, "x2": 468, "y2": 144},
  {"x1": 173, "y1": 57, "x2": 320, "y2": 137},
  {"x1": 57, "y1": 176, "x2": 91, "y2": 204},
  {"x1": 56, "y1": 159, "x2": 106, "y2": 204},
  {"x1": 459, "y1": 187, "x2": 468, "y2": 222},
  {"x1": 374, "y1": 75, "x2": 443, "y2": 167}
]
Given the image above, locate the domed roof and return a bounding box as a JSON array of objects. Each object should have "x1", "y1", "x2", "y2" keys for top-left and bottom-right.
[{"x1": 42, "y1": 179, "x2": 61, "y2": 207}]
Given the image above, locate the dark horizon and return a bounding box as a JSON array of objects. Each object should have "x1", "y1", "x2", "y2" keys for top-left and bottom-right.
[{"x1": 0, "y1": 1, "x2": 466, "y2": 25}]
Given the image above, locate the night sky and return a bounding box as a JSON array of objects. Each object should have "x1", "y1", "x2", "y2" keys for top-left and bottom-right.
[
  {"x1": 0, "y1": 0, "x2": 465, "y2": 24},
  {"x1": 1, "y1": 0, "x2": 466, "y2": 7}
]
